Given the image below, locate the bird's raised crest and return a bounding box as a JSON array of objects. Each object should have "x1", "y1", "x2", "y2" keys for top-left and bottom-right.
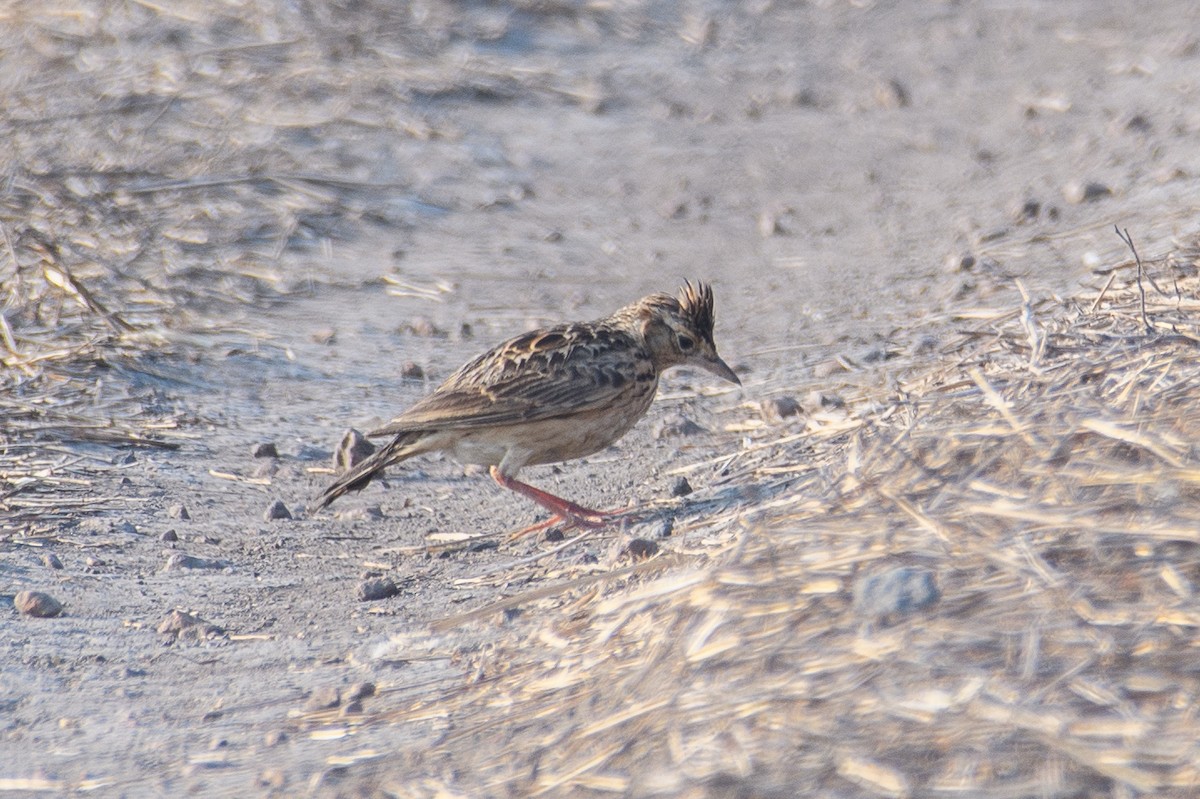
[{"x1": 677, "y1": 280, "x2": 716, "y2": 339}]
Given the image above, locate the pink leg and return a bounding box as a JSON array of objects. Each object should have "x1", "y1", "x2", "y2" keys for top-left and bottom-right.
[{"x1": 490, "y1": 466, "x2": 624, "y2": 538}]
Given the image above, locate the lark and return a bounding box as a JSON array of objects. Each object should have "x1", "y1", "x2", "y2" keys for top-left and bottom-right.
[{"x1": 312, "y1": 281, "x2": 739, "y2": 530}]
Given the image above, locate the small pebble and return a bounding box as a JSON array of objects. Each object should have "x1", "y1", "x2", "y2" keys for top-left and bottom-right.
[
  {"x1": 259, "y1": 768, "x2": 287, "y2": 789},
  {"x1": 944, "y1": 253, "x2": 976, "y2": 273},
  {"x1": 335, "y1": 505, "x2": 385, "y2": 522},
  {"x1": 875, "y1": 78, "x2": 910, "y2": 108},
  {"x1": 757, "y1": 210, "x2": 783, "y2": 237},
  {"x1": 857, "y1": 342, "x2": 891, "y2": 364},
  {"x1": 168, "y1": 503, "x2": 191, "y2": 520},
  {"x1": 654, "y1": 518, "x2": 674, "y2": 539},
  {"x1": 1013, "y1": 199, "x2": 1041, "y2": 223},
  {"x1": 335, "y1": 429, "x2": 377, "y2": 471},
  {"x1": 304, "y1": 685, "x2": 341, "y2": 711},
  {"x1": 346, "y1": 682, "x2": 376, "y2": 702},
  {"x1": 760, "y1": 396, "x2": 803, "y2": 422},
  {"x1": 113, "y1": 521, "x2": 138, "y2": 536},
  {"x1": 14, "y1": 590, "x2": 64, "y2": 618},
  {"x1": 356, "y1": 577, "x2": 399, "y2": 602},
  {"x1": 252, "y1": 442, "x2": 279, "y2": 459},
  {"x1": 669, "y1": 477, "x2": 693, "y2": 498},
  {"x1": 157, "y1": 609, "x2": 223, "y2": 639},
  {"x1": 907, "y1": 334, "x2": 940, "y2": 356},
  {"x1": 1125, "y1": 113, "x2": 1152, "y2": 132},
  {"x1": 812, "y1": 359, "x2": 847, "y2": 379},
  {"x1": 160, "y1": 530, "x2": 178, "y2": 542},
  {"x1": 264, "y1": 500, "x2": 293, "y2": 521},
  {"x1": 164, "y1": 553, "x2": 229, "y2": 571},
  {"x1": 341, "y1": 700, "x2": 363, "y2": 715},
  {"x1": 626, "y1": 538, "x2": 659, "y2": 560},
  {"x1": 660, "y1": 198, "x2": 689, "y2": 220},
  {"x1": 852, "y1": 566, "x2": 940, "y2": 625},
  {"x1": 653, "y1": 413, "x2": 704, "y2": 439},
  {"x1": 264, "y1": 730, "x2": 288, "y2": 747},
  {"x1": 802, "y1": 390, "x2": 845, "y2": 413},
  {"x1": 400, "y1": 362, "x2": 424, "y2": 380},
  {"x1": 42, "y1": 554, "x2": 64, "y2": 570},
  {"x1": 400, "y1": 316, "x2": 446, "y2": 338},
  {"x1": 1063, "y1": 180, "x2": 1113, "y2": 204},
  {"x1": 311, "y1": 327, "x2": 336, "y2": 345}
]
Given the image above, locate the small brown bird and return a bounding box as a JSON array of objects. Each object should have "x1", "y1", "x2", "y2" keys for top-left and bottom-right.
[{"x1": 313, "y1": 281, "x2": 739, "y2": 529}]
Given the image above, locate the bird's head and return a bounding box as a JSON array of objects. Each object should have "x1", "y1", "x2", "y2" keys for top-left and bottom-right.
[{"x1": 630, "y1": 281, "x2": 740, "y2": 385}]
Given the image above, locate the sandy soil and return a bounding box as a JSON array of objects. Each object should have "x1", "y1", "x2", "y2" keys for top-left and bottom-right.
[{"x1": 3, "y1": 0, "x2": 1200, "y2": 795}]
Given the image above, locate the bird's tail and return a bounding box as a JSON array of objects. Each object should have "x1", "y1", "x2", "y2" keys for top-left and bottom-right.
[{"x1": 310, "y1": 432, "x2": 422, "y2": 512}]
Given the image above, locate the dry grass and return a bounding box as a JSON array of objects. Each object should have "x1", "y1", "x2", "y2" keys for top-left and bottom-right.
[
  {"x1": 0, "y1": 0, "x2": 514, "y2": 531},
  {"x1": 304, "y1": 235, "x2": 1200, "y2": 798},
  {"x1": 6, "y1": 4, "x2": 1200, "y2": 793}
]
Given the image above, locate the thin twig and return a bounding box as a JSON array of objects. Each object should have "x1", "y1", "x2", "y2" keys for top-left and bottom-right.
[{"x1": 1115, "y1": 225, "x2": 1153, "y2": 333}]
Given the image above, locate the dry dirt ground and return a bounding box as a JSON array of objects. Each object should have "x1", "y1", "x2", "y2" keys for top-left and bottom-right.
[{"x1": 3, "y1": 0, "x2": 1200, "y2": 796}]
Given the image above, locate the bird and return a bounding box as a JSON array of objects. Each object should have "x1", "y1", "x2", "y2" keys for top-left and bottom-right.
[{"x1": 312, "y1": 281, "x2": 740, "y2": 531}]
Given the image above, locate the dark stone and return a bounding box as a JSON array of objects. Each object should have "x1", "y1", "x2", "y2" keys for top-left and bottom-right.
[
  {"x1": 653, "y1": 413, "x2": 705, "y2": 439},
  {"x1": 14, "y1": 590, "x2": 63, "y2": 618},
  {"x1": 304, "y1": 685, "x2": 341, "y2": 711},
  {"x1": 760, "y1": 396, "x2": 802, "y2": 422},
  {"x1": 157, "y1": 609, "x2": 223, "y2": 640},
  {"x1": 164, "y1": 553, "x2": 229, "y2": 571},
  {"x1": 252, "y1": 442, "x2": 279, "y2": 458},
  {"x1": 853, "y1": 566, "x2": 940, "y2": 625},
  {"x1": 669, "y1": 477, "x2": 693, "y2": 497},
  {"x1": 334, "y1": 429, "x2": 377, "y2": 472},
  {"x1": 355, "y1": 577, "x2": 399, "y2": 602},
  {"x1": 626, "y1": 538, "x2": 659, "y2": 559},
  {"x1": 264, "y1": 500, "x2": 292, "y2": 521},
  {"x1": 346, "y1": 682, "x2": 376, "y2": 702}
]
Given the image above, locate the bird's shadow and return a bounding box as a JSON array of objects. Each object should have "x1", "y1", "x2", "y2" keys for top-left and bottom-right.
[{"x1": 602, "y1": 476, "x2": 798, "y2": 538}]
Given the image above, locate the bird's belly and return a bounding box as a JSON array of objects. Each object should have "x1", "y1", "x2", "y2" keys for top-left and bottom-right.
[
  {"x1": 445, "y1": 408, "x2": 646, "y2": 469},
  {"x1": 444, "y1": 436, "x2": 512, "y2": 467}
]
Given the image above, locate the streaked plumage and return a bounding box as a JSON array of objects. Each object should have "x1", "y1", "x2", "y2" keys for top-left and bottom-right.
[{"x1": 312, "y1": 281, "x2": 739, "y2": 528}]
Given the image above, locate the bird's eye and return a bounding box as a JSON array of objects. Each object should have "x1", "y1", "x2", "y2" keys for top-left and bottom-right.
[{"x1": 677, "y1": 335, "x2": 695, "y2": 351}]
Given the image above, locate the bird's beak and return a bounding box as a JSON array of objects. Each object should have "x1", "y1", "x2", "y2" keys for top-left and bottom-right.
[{"x1": 703, "y1": 354, "x2": 741, "y2": 385}]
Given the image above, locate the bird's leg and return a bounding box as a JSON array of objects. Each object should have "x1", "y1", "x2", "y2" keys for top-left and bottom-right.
[
  {"x1": 490, "y1": 466, "x2": 624, "y2": 538},
  {"x1": 504, "y1": 513, "x2": 573, "y2": 541}
]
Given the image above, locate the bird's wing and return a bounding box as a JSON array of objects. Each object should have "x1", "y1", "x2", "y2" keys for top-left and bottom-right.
[{"x1": 369, "y1": 323, "x2": 653, "y2": 436}]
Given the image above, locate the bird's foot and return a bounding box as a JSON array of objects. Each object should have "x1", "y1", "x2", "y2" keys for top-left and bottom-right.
[
  {"x1": 505, "y1": 508, "x2": 623, "y2": 542},
  {"x1": 491, "y1": 465, "x2": 628, "y2": 541}
]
